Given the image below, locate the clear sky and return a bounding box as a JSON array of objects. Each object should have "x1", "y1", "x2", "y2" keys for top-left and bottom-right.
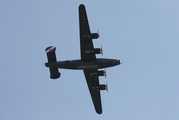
[{"x1": 1, "y1": 0, "x2": 179, "y2": 120}]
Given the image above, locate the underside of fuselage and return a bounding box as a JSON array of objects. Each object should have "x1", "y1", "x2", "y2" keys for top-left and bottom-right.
[{"x1": 45, "y1": 58, "x2": 121, "y2": 70}]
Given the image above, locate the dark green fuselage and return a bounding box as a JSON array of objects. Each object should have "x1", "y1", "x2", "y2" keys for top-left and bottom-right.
[{"x1": 45, "y1": 58, "x2": 121, "y2": 70}]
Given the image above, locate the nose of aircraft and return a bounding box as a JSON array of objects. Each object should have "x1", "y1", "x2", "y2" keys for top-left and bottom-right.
[{"x1": 117, "y1": 60, "x2": 122, "y2": 65}]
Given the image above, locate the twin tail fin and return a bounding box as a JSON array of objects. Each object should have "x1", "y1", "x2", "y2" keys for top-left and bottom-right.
[{"x1": 45, "y1": 46, "x2": 61, "y2": 79}]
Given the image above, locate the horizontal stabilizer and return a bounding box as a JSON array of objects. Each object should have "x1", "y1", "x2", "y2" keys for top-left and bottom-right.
[{"x1": 45, "y1": 46, "x2": 61, "y2": 79}]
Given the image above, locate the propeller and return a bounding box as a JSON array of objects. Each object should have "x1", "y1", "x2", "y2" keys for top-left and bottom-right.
[
  {"x1": 100, "y1": 45, "x2": 103, "y2": 56},
  {"x1": 97, "y1": 30, "x2": 100, "y2": 40},
  {"x1": 106, "y1": 82, "x2": 108, "y2": 92},
  {"x1": 43, "y1": 63, "x2": 46, "y2": 67},
  {"x1": 104, "y1": 68, "x2": 107, "y2": 78}
]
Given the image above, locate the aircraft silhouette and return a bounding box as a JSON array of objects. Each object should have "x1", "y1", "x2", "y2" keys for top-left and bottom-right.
[{"x1": 45, "y1": 4, "x2": 121, "y2": 114}]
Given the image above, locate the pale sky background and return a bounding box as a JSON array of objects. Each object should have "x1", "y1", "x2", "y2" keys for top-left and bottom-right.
[{"x1": 1, "y1": 0, "x2": 179, "y2": 120}]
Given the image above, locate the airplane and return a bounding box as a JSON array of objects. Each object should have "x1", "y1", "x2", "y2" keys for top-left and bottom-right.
[{"x1": 44, "y1": 4, "x2": 122, "y2": 114}]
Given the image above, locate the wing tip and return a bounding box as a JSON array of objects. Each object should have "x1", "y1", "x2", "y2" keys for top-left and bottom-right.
[
  {"x1": 79, "y1": 4, "x2": 85, "y2": 9},
  {"x1": 79, "y1": 4, "x2": 85, "y2": 7},
  {"x1": 96, "y1": 110, "x2": 102, "y2": 114}
]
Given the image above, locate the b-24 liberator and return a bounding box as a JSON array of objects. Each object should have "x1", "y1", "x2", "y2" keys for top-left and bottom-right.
[{"x1": 45, "y1": 4, "x2": 122, "y2": 114}]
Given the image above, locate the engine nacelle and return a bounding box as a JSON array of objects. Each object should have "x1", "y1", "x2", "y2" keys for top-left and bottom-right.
[
  {"x1": 92, "y1": 84, "x2": 108, "y2": 91},
  {"x1": 85, "y1": 48, "x2": 102, "y2": 54},
  {"x1": 83, "y1": 33, "x2": 99, "y2": 39},
  {"x1": 89, "y1": 70, "x2": 106, "y2": 77}
]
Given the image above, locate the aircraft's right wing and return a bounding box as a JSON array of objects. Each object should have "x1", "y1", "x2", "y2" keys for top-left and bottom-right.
[
  {"x1": 83, "y1": 70, "x2": 102, "y2": 114},
  {"x1": 79, "y1": 4, "x2": 96, "y2": 61}
]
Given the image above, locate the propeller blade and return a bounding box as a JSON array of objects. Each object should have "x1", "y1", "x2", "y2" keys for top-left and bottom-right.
[
  {"x1": 100, "y1": 45, "x2": 103, "y2": 56},
  {"x1": 106, "y1": 82, "x2": 108, "y2": 92},
  {"x1": 97, "y1": 30, "x2": 100, "y2": 40},
  {"x1": 97, "y1": 30, "x2": 100, "y2": 38},
  {"x1": 104, "y1": 68, "x2": 106, "y2": 78}
]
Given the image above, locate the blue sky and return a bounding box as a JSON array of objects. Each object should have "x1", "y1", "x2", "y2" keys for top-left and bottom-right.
[{"x1": 1, "y1": 0, "x2": 179, "y2": 120}]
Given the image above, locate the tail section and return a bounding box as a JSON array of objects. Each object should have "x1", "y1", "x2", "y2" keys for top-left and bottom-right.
[{"x1": 45, "y1": 46, "x2": 61, "y2": 79}]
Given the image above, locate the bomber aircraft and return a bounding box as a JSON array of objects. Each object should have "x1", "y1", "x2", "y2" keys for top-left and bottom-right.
[{"x1": 45, "y1": 4, "x2": 122, "y2": 114}]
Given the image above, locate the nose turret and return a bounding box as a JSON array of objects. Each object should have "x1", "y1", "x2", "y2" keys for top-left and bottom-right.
[{"x1": 117, "y1": 60, "x2": 122, "y2": 65}]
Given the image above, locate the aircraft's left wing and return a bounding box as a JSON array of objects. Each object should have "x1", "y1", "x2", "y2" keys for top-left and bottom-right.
[{"x1": 83, "y1": 70, "x2": 102, "y2": 114}]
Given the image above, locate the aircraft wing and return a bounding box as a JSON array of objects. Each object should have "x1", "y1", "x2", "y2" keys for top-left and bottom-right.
[
  {"x1": 79, "y1": 4, "x2": 103, "y2": 114},
  {"x1": 83, "y1": 70, "x2": 102, "y2": 114},
  {"x1": 79, "y1": 4, "x2": 96, "y2": 61}
]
